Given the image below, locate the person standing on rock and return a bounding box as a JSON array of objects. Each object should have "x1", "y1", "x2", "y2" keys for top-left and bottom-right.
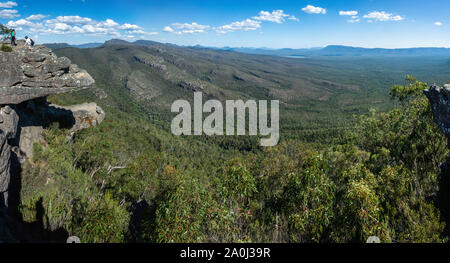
[
  {"x1": 24, "y1": 36, "x2": 34, "y2": 50},
  {"x1": 10, "y1": 29, "x2": 16, "y2": 46}
]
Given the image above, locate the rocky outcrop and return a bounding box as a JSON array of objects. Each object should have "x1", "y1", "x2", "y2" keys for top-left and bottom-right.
[
  {"x1": 134, "y1": 55, "x2": 167, "y2": 71},
  {"x1": 15, "y1": 101, "x2": 106, "y2": 158},
  {"x1": 0, "y1": 40, "x2": 94, "y2": 104},
  {"x1": 0, "y1": 41, "x2": 102, "y2": 216},
  {"x1": 424, "y1": 84, "x2": 450, "y2": 138},
  {"x1": 125, "y1": 71, "x2": 161, "y2": 100},
  {"x1": 50, "y1": 102, "x2": 105, "y2": 135}
]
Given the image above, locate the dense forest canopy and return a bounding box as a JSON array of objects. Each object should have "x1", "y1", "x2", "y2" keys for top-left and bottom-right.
[{"x1": 23, "y1": 71, "x2": 448, "y2": 242}]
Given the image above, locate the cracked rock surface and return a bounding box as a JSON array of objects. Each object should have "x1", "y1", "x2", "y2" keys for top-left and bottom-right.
[
  {"x1": 0, "y1": 40, "x2": 94, "y2": 105},
  {"x1": 0, "y1": 41, "x2": 99, "y2": 214}
]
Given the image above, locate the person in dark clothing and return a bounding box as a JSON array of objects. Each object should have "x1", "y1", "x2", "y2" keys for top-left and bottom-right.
[{"x1": 10, "y1": 29, "x2": 16, "y2": 46}]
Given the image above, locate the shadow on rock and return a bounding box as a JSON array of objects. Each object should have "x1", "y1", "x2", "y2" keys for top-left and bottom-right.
[{"x1": 4, "y1": 150, "x2": 69, "y2": 243}]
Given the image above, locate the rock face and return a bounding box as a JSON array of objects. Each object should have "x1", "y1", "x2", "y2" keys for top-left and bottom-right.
[
  {"x1": 0, "y1": 106, "x2": 18, "y2": 207},
  {"x1": 424, "y1": 85, "x2": 450, "y2": 138},
  {"x1": 15, "y1": 101, "x2": 106, "y2": 158},
  {"x1": 53, "y1": 103, "x2": 106, "y2": 134},
  {"x1": 0, "y1": 42, "x2": 102, "y2": 216},
  {"x1": 0, "y1": 40, "x2": 94, "y2": 104}
]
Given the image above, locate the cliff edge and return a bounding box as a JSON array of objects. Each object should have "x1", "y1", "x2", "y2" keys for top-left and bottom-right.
[
  {"x1": 0, "y1": 40, "x2": 94, "y2": 104},
  {"x1": 1, "y1": 41, "x2": 104, "y2": 241}
]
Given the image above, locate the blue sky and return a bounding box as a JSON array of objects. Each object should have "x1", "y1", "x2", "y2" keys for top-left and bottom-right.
[{"x1": 1, "y1": 0, "x2": 449, "y2": 48}]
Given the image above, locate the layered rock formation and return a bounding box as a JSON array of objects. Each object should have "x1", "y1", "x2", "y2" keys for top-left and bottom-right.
[
  {"x1": 0, "y1": 106, "x2": 18, "y2": 207},
  {"x1": 0, "y1": 40, "x2": 94, "y2": 104},
  {"x1": 0, "y1": 41, "x2": 104, "y2": 215}
]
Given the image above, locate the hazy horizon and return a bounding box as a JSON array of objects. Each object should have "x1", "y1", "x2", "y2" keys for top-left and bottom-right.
[{"x1": 41, "y1": 38, "x2": 450, "y2": 50}]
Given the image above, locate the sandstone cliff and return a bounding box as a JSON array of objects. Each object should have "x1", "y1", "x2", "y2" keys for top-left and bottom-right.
[{"x1": 1, "y1": 41, "x2": 104, "y2": 241}]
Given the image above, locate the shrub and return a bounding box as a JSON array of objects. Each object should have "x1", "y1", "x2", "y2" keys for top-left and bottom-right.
[
  {"x1": 1, "y1": 44, "x2": 12, "y2": 52},
  {"x1": 72, "y1": 194, "x2": 130, "y2": 243}
]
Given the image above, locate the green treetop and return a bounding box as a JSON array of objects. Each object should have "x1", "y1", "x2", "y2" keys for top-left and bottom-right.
[{"x1": 0, "y1": 24, "x2": 10, "y2": 39}]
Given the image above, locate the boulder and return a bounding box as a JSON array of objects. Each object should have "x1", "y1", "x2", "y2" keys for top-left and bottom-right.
[
  {"x1": 16, "y1": 101, "x2": 105, "y2": 159},
  {"x1": 46, "y1": 102, "x2": 105, "y2": 143}
]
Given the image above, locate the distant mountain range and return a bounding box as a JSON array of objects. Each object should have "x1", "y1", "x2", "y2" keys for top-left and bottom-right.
[
  {"x1": 43, "y1": 42, "x2": 104, "y2": 50},
  {"x1": 43, "y1": 40, "x2": 450, "y2": 58},
  {"x1": 222, "y1": 45, "x2": 450, "y2": 58}
]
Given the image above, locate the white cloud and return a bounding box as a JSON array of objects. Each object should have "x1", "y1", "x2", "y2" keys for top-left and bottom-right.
[
  {"x1": 41, "y1": 21, "x2": 94, "y2": 35},
  {"x1": 54, "y1": 22, "x2": 75, "y2": 32},
  {"x1": 129, "y1": 29, "x2": 158, "y2": 36},
  {"x1": 348, "y1": 16, "x2": 360, "y2": 23},
  {"x1": 212, "y1": 10, "x2": 298, "y2": 35},
  {"x1": 163, "y1": 26, "x2": 174, "y2": 32},
  {"x1": 216, "y1": 19, "x2": 261, "y2": 34},
  {"x1": 363, "y1": 11, "x2": 404, "y2": 22},
  {"x1": 81, "y1": 24, "x2": 110, "y2": 34},
  {"x1": 45, "y1": 16, "x2": 94, "y2": 26},
  {"x1": 339, "y1": 11, "x2": 358, "y2": 16},
  {"x1": 164, "y1": 10, "x2": 296, "y2": 37},
  {"x1": 164, "y1": 22, "x2": 210, "y2": 34},
  {"x1": 44, "y1": 18, "x2": 141, "y2": 36},
  {"x1": 7, "y1": 19, "x2": 33, "y2": 27},
  {"x1": 172, "y1": 22, "x2": 209, "y2": 30},
  {"x1": 119, "y1": 23, "x2": 142, "y2": 30},
  {"x1": 7, "y1": 19, "x2": 45, "y2": 32},
  {"x1": 100, "y1": 19, "x2": 119, "y2": 28},
  {"x1": 7, "y1": 15, "x2": 153, "y2": 39},
  {"x1": 302, "y1": 5, "x2": 327, "y2": 14},
  {"x1": 253, "y1": 10, "x2": 298, "y2": 24},
  {"x1": 0, "y1": 9, "x2": 19, "y2": 19},
  {"x1": 0, "y1": 1, "x2": 17, "y2": 8},
  {"x1": 26, "y1": 14, "x2": 47, "y2": 21},
  {"x1": 434, "y1": 22, "x2": 443, "y2": 26},
  {"x1": 339, "y1": 11, "x2": 360, "y2": 23}
]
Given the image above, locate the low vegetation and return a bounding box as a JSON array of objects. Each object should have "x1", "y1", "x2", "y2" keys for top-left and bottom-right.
[{"x1": 1, "y1": 44, "x2": 12, "y2": 52}]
